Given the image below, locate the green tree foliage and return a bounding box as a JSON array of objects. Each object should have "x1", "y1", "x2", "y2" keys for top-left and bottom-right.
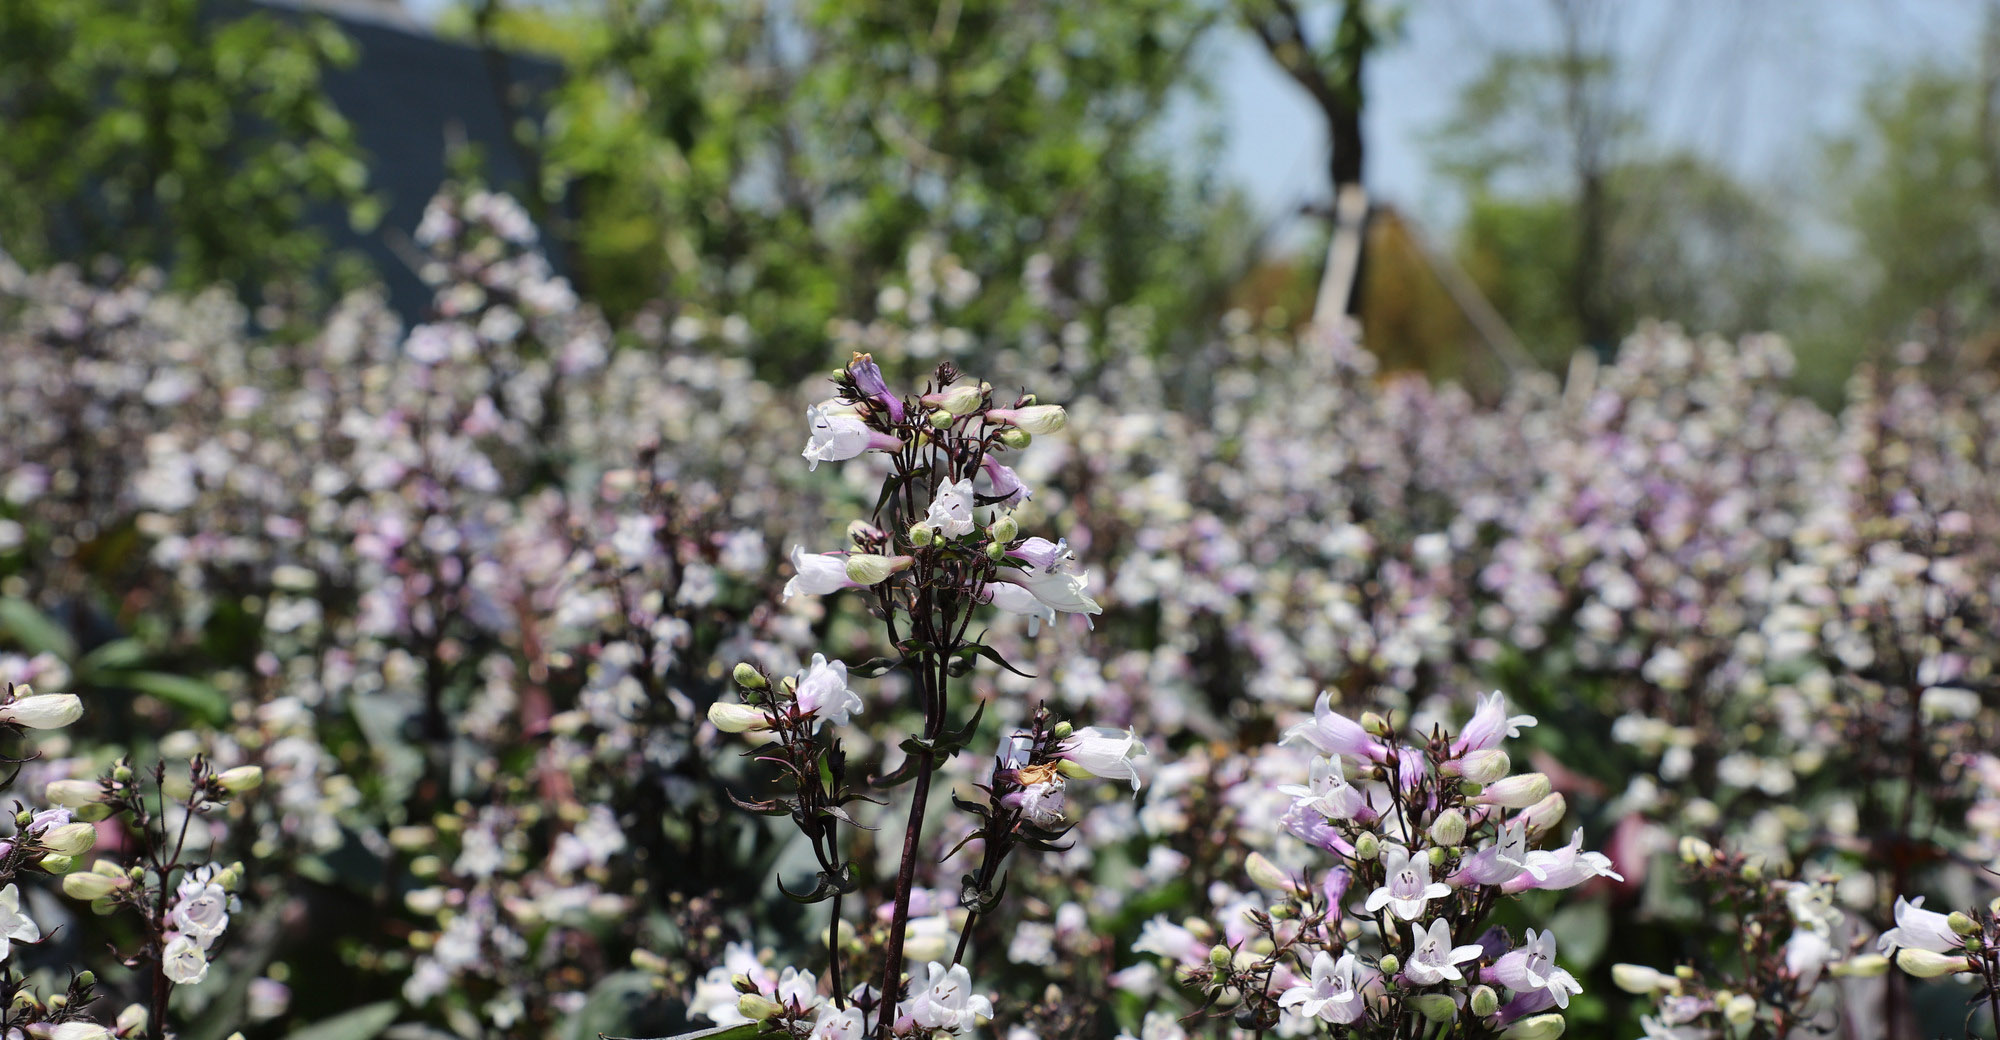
[
  {"x1": 0, "y1": 0, "x2": 376, "y2": 296},
  {"x1": 461, "y1": 0, "x2": 1249, "y2": 377}
]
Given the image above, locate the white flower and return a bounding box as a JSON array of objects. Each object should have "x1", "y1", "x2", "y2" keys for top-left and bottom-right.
[
  {"x1": 1008, "y1": 569, "x2": 1102, "y2": 623},
  {"x1": 982, "y1": 581, "x2": 1057, "y2": 634},
  {"x1": 1451, "y1": 818, "x2": 1540, "y2": 887},
  {"x1": 1278, "y1": 950, "x2": 1368, "y2": 1024},
  {"x1": 986, "y1": 405, "x2": 1068, "y2": 435},
  {"x1": 1278, "y1": 756, "x2": 1368, "y2": 821},
  {"x1": 1484, "y1": 929, "x2": 1580, "y2": 1008},
  {"x1": 902, "y1": 961, "x2": 993, "y2": 1035},
  {"x1": 1876, "y1": 895, "x2": 1961, "y2": 955},
  {"x1": 1364, "y1": 844, "x2": 1451, "y2": 921},
  {"x1": 1058, "y1": 726, "x2": 1146, "y2": 791},
  {"x1": 1504, "y1": 828, "x2": 1624, "y2": 893},
  {"x1": 809, "y1": 1006, "x2": 865, "y2": 1040},
  {"x1": 1008, "y1": 922, "x2": 1057, "y2": 966},
  {"x1": 0, "y1": 693, "x2": 82, "y2": 730},
  {"x1": 0, "y1": 885, "x2": 40, "y2": 961},
  {"x1": 793, "y1": 653, "x2": 862, "y2": 727},
  {"x1": 924, "y1": 478, "x2": 975, "y2": 538},
  {"x1": 1012, "y1": 781, "x2": 1066, "y2": 828},
  {"x1": 171, "y1": 875, "x2": 232, "y2": 949},
  {"x1": 1453, "y1": 690, "x2": 1536, "y2": 754},
  {"x1": 775, "y1": 966, "x2": 822, "y2": 1014},
  {"x1": 785, "y1": 545, "x2": 857, "y2": 599},
  {"x1": 163, "y1": 935, "x2": 211, "y2": 985},
  {"x1": 1402, "y1": 919, "x2": 1483, "y2": 986},
  {"x1": 803, "y1": 404, "x2": 889, "y2": 471}
]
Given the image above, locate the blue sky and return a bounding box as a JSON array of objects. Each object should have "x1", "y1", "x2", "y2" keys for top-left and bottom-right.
[{"x1": 1209, "y1": 0, "x2": 1987, "y2": 245}]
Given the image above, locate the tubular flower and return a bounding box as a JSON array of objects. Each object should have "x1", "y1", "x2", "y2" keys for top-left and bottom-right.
[
  {"x1": 923, "y1": 478, "x2": 975, "y2": 538},
  {"x1": 1278, "y1": 755, "x2": 1371, "y2": 821},
  {"x1": 983, "y1": 405, "x2": 1067, "y2": 435},
  {"x1": 1485, "y1": 929, "x2": 1582, "y2": 1012},
  {"x1": 802, "y1": 403, "x2": 900, "y2": 471},
  {"x1": 1875, "y1": 895, "x2": 1961, "y2": 955},
  {"x1": 847, "y1": 353, "x2": 904, "y2": 421},
  {"x1": 1502, "y1": 828, "x2": 1624, "y2": 893},
  {"x1": 980, "y1": 581, "x2": 1056, "y2": 634},
  {"x1": 1453, "y1": 691, "x2": 1537, "y2": 755},
  {"x1": 784, "y1": 546, "x2": 863, "y2": 599},
  {"x1": 792, "y1": 653, "x2": 862, "y2": 727},
  {"x1": 1282, "y1": 692, "x2": 1388, "y2": 761},
  {"x1": 979, "y1": 455, "x2": 1031, "y2": 507},
  {"x1": 901, "y1": 961, "x2": 993, "y2": 1036},
  {"x1": 1057, "y1": 727, "x2": 1146, "y2": 791},
  {"x1": 1365, "y1": 843, "x2": 1453, "y2": 921},
  {"x1": 0, "y1": 885, "x2": 39, "y2": 962},
  {"x1": 1403, "y1": 919, "x2": 1484, "y2": 986},
  {"x1": 1279, "y1": 950, "x2": 1370, "y2": 1024},
  {"x1": 0, "y1": 693, "x2": 83, "y2": 730}
]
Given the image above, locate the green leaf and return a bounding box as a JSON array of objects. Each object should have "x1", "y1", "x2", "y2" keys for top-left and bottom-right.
[
  {"x1": 0, "y1": 598, "x2": 76, "y2": 661},
  {"x1": 282, "y1": 1001, "x2": 400, "y2": 1040},
  {"x1": 118, "y1": 671, "x2": 229, "y2": 724},
  {"x1": 604, "y1": 1025, "x2": 763, "y2": 1040},
  {"x1": 78, "y1": 638, "x2": 147, "y2": 675}
]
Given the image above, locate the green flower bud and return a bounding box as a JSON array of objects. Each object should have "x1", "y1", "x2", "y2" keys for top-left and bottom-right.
[
  {"x1": 1832, "y1": 954, "x2": 1890, "y2": 978},
  {"x1": 62, "y1": 871, "x2": 126, "y2": 900},
  {"x1": 74, "y1": 970, "x2": 94, "y2": 988},
  {"x1": 1498, "y1": 1014, "x2": 1566, "y2": 1039},
  {"x1": 908, "y1": 524, "x2": 936, "y2": 547},
  {"x1": 112, "y1": 762, "x2": 134, "y2": 783},
  {"x1": 1429, "y1": 809, "x2": 1468, "y2": 847},
  {"x1": 1376, "y1": 953, "x2": 1399, "y2": 976},
  {"x1": 1409, "y1": 994, "x2": 1457, "y2": 1022},
  {"x1": 1896, "y1": 949, "x2": 1971, "y2": 978},
  {"x1": 1469, "y1": 985, "x2": 1499, "y2": 1018},
  {"x1": 930, "y1": 409, "x2": 954, "y2": 428},
  {"x1": 1244, "y1": 852, "x2": 1293, "y2": 893},
  {"x1": 997, "y1": 428, "x2": 1032, "y2": 450},
  {"x1": 11, "y1": 811, "x2": 29, "y2": 829},
  {"x1": 706, "y1": 702, "x2": 770, "y2": 734},
  {"x1": 1949, "y1": 911, "x2": 1979, "y2": 936},
  {"x1": 988, "y1": 515, "x2": 1019, "y2": 543},
  {"x1": 737, "y1": 994, "x2": 783, "y2": 1021},
  {"x1": 986, "y1": 541, "x2": 1008, "y2": 561},
  {"x1": 732, "y1": 663, "x2": 768, "y2": 690},
  {"x1": 41, "y1": 822, "x2": 96, "y2": 856},
  {"x1": 217, "y1": 766, "x2": 263, "y2": 793},
  {"x1": 1208, "y1": 945, "x2": 1233, "y2": 967},
  {"x1": 38, "y1": 855, "x2": 74, "y2": 875},
  {"x1": 1354, "y1": 833, "x2": 1380, "y2": 861},
  {"x1": 1611, "y1": 963, "x2": 1677, "y2": 994},
  {"x1": 1051, "y1": 721, "x2": 1073, "y2": 740},
  {"x1": 845, "y1": 553, "x2": 914, "y2": 585},
  {"x1": 1678, "y1": 836, "x2": 1715, "y2": 866},
  {"x1": 1359, "y1": 711, "x2": 1391, "y2": 738}
]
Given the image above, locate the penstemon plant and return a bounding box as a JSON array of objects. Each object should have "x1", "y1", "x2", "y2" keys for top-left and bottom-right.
[{"x1": 696, "y1": 354, "x2": 1133, "y2": 1040}]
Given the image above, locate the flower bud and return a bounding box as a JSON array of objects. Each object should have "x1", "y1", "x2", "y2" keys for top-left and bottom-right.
[
  {"x1": 1678, "y1": 836, "x2": 1715, "y2": 866},
  {"x1": 737, "y1": 994, "x2": 783, "y2": 1021},
  {"x1": 922, "y1": 386, "x2": 985, "y2": 417},
  {"x1": 988, "y1": 515, "x2": 1019, "y2": 543},
  {"x1": 733, "y1": 663, "x2": 768, "y2": 690},
  {"x1": 1376, "y1": 953, "x2": 1399, "y2": 975},
  {"x1": 985, "y1": 541, "x2": 1008, "y2": 561},
  {"x1": 0, "y1": 693, "x2": 83, "y2": 730},
  {"x1": 73, "y1": 971, "x2": 94, "y2": 988},
  {"x1": 112, "y1": 762, "x2": 133, "y2": 783},
  {"x1": 1353, "y1": 833, "x2": 1380, "y2": 861},
  {"x1": 217, "y1": 766, "x2": 263, "y2": 793},
  {"x1": 1430, "y1": 809, "x2": 1467, "y2": 846},
  {"x1": 10, "y1": 810, "x2": 27, "y2": 829},
  {"x1": 986, "y1": 404, "x2": 1067, "y2": 435},
  {"x1": 1722, "y1": 993, "x2": 1756, "y2": 1025},
  {"x1": 845, "y1": 553, "x2": 913, "y2": 585},
  {"x1": 908, "y1": 524, "x2": 935, "y2": 547},
  {"x1": 1448, "y1": 749, "x2": 1511, "y2": 784},
  {"x1": 1832, "y1": 954, "x2": 1890, "y2": 978},
  {"x1": 1611, "y1": 963, "x2": 1677, "y2": 994},
  {"x1": 1896, "y1": 948, "x2": 1971, "y2": 978},
  {"x1": 73, "y1": 803, "x2": 112, "y2": 823},
  {"x1": 996, "y1": 428, "x2": 1032, "y2": 450},
  {"x1": 732, "y1": 974, "x2": 758, "y2": 994},
  {"x1": 1427, "y1": 847, "x2": 1447, "y2": 868},
  {"x1": 1498, "y1": 1014, "x2": 1565, "y2": 1039},
  {"x1": 929, "y1": 409, "x2": 954, "y2": 428},
  {"x1": 1359, "y1": 712, "x2": 1391, "y2": 738},
  {"x1": 38, "y1": 855, "x2": 74, "y2": 875},
  {"x1": 45, "y1": 780, "x2": 98, "y2": 808},
  {"x1": 1469, "y1": 985, "x2": 1499, "y2": 1018},
  {"x1": 1208, "y1": 945, "x2": 1232, "y2": 967},
  {"x1": 1674, "y1": 965, "x2": 1697, "y2": 981},
  {"x1": 1051, "y1": 721, "x2": 1073, "y2": 740},
  {"x1": 1950, "y1": 911, "x2": 1979, "y2": 936},
  {"x1": 1516, "y1": 793, "x2": 1567, "y2": 834},
  {"x1": 1739, "y1": 860, "x2": 1762, "y2": 882},
  {"x1": 706, "y1": 702, "x2": 769, "y2": 734},
  {"x1": 1244, "y1": 852, "x2": 1293, "y2": 893},
  {"x1": 62, "y1": 871, "x2": 126, "y2": 900},
  {"x1": 41, "y1": 823, "x2": 96, "y2": 856},
  {"x1": 1409, "y1": 994, "x2": 1457, "y2": 1022},
  {"x1": 1477, "y1": 773, "x2": 1551, "y2": 809},
  {"x1": 115, "y1": 1006, "x2": 147, "y2": 1036}
]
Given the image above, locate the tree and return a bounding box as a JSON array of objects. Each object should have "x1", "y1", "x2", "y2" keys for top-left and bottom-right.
[
  {"x1": 0, "y1": 0, "x2": 375, "y2": 296},
  {"x1": 459, "y1": 0, "x2": 1250, "y2": 378}
]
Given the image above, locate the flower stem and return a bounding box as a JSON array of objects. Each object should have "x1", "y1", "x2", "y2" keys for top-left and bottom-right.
[{"x1": 873, "y1": 748, "x2": 937, "y2": 1039}]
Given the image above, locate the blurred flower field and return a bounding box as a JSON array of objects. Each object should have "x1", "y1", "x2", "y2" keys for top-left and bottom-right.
[{"x1": 2, "y1": 184, "x2": 2000, "y2": 1040}]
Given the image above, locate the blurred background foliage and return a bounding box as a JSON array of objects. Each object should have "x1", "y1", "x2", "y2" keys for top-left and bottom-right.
[{"x1": 6, "y1": 0, "x2": 2000, "y2": 396}]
